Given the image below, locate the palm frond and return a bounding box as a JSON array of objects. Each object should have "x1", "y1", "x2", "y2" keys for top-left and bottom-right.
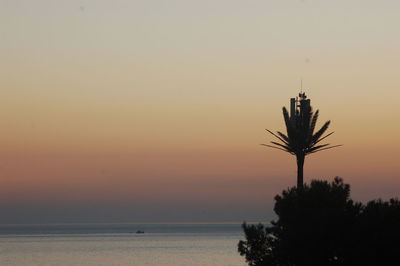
[
  {"x1": 270, "y1": 141, "x2": 293, "y2": 152},
  {"x1": 312, "y1": 120, "x2": 331, "y2": 143},
  {"x1": 261, "y1": 144, "x2": 292, "y2": 153},
  {"x1": 277, "y1": 131, "x2": 290, "y2": 144},
  {"x1": 309, "y1": 110, "x2": 319, "y2": 137},
  {"x1": 311, "y1": 132, "x2": 334, "y2": 147},
  {"x1": 308, "y1": 144, "x2": 343, "y2": 154},
  {"x1": 282, "y1": 107, "x2": 294, "y2": 139},
  {"x1": 306, "y1": 143, "x2": 331, "y2": 154},
  {"x1": 265, "y1": 129, "x2": 289, "y2": 145}
]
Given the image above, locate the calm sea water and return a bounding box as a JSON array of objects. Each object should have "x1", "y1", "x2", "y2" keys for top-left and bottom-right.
[{"x1": 0, "y1": 223, "x2": 246, "y2": 266}]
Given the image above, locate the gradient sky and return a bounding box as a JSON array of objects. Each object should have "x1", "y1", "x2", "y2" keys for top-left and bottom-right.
[{"x1": 1, "y1": 0, "x2": 399, "y2": 224}]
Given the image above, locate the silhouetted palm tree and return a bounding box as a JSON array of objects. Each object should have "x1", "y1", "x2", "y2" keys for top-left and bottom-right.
[{"x1": 263, "y1": 93, "x2": 341, "y2": 188}]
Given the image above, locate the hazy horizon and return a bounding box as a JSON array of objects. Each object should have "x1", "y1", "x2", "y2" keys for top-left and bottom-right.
[{"x1": 1, "y1": 0, "x2": 399, "y2": 224}]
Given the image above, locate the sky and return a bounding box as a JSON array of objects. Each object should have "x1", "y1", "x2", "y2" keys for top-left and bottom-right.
[{"x1": 0, "y1": 0, "x2": 399, "y2": 224}]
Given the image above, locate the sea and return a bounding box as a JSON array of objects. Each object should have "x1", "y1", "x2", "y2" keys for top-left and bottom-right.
[{"x1": 0, "y1": 223, "x2": 247, "y2": 266}]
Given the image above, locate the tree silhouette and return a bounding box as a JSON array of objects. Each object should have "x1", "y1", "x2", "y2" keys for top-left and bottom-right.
[
  {"x1": 238, "y1": 177, "x2": 400, "y2": 266},
  {"x1": 263, "y1": 93, "x2": 341, "y2": 188},
  {"x1": 350, "y1": 198, "x2": 400, "y2": 266}
]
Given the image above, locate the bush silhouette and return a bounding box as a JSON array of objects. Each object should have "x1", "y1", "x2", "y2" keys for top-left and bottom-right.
[
  {"x1": 351, "y1": 198, "x2": 400, "y2": 266},
  {"x1": 238, "y1": 177, "x2": 400, "y2": 266}
]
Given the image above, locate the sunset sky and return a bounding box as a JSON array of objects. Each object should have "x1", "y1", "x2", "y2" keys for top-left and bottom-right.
[{"x1": 1, "y1": 0, "x2": 399, "y2": 224}]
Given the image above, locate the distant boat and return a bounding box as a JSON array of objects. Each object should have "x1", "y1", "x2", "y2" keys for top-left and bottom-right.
[{"x1": 136, "y1": 230, "x2": 144, "y2": 234}]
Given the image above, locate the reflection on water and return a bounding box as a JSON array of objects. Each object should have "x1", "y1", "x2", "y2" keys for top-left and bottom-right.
[{"x1": 0, "y1": 224, "x2": 245, "y2": 266}]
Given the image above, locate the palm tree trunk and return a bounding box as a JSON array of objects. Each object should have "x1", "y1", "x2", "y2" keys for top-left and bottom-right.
[{"x1": 296, "y1": 154, "x2": 305, "y2": 188}]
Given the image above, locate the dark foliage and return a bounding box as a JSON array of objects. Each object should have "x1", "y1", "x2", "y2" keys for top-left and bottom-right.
[
  {"x1": 352, "y1": 198, "x2": 400, "y2": 266},
  {"x1": 238, "y1": 177, "x2": 400, "y2": 266}
]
